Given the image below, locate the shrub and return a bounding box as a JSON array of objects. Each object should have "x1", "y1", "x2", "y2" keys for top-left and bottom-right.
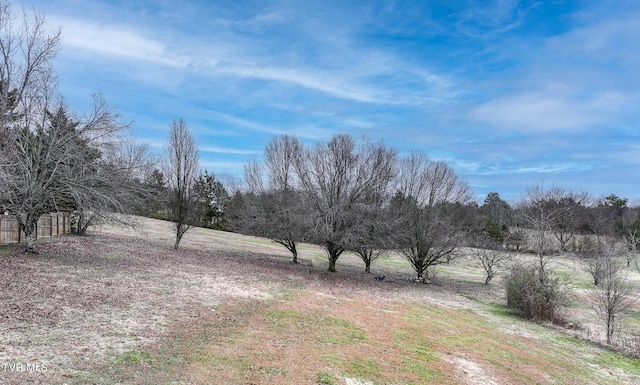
[{"x1": 505, "y1": 262, "x2": 568, "y2": 323}]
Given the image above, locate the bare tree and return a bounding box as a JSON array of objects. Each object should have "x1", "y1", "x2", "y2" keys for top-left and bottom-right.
[
  {"x1": 1, "y1": 94, "x2": 146, "y2": 251},
  {"x1": 261, "y1": 135, "x2": 306, "y2": 262},
  {"x1": 352, "y1": 248, "x2": 388, "y2": 274},
  {"x1": 622, "y1": 209, "x2": 640, "y2": 267},
  {"x1": 623, "y1": 228, "x2": 639, "y2": 268},
  {"x1": 164, "y1": 118, "x2": 200, "y2": 249},
  {"x1": 348, "y1": 202, "x2": 396, "y2": 273},
  {"x1": 0, "y1": 2, "x2": 60, "y2": 130},
  {"x1": 470, "y1": 235, "x2": 511, "y2": 285},
  {"x1": 0, "y1": 4, "x2": 152, "y2": 251},
  {"x1": 0, "y1": 2, "x2": 60, "y2": 251},
  {"x1": 549, "y1": 192, "x2": 591, "y2": 252},
  {"x1": 295, "y1": 134, "x2": 396, "y2": 272},
  {"x1": 579, "y1": 240, "x2": 606, "y2": 286},
  {"x1": 516, "y1": 184, "x2": 570, "y2": 277},
  {"x1": 236, "y1": 135, "x2": 308, "y2": 263},
  {"x1": 391, "y1": 152, "x2": 473, "y2": 280},
  {"x1": 243, "y1": 157, "x2": 265, "y2": 195},
  {"x1": 71, "y1": 133, "x2": 156, "y2": 235},
  {"x1": 505, "y1": 226, "x2": 526, "y2": 252},
  {"x1": 589, "y1": 243, "x2": 633, "y2": 344},
  {"x1": 264, "y1": 134, "x2": 301, "y2": 192}
]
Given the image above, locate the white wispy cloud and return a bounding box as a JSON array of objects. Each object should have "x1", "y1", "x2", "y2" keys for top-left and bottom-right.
[
  {"x1": 200, "y1": 146, "x2": 261, "y2": 155},
  {"x1": 200, "y1": 160, "x2": 246, "y2": 173},
  {"x1": 510, "y1": 163, "x2": 593, "y2": 175},
  {"x1": 454, "y1": 0, "x2": 529, "y2": 38},
  {"x1": 468, "y1": 89, "x2": 626, "y2": 132},
  {"x1": 207, "y1": 112, "x2": 284, "y2": 136},
  {"x1": 50, "y1": 16, "x2": 190, "y2": 67},
  {"x1": 50, "y1": 7, "x2": 456, "y2": 107},
  {"x1": 212, "y1": 62, "x2": 384, "y2": 104}
]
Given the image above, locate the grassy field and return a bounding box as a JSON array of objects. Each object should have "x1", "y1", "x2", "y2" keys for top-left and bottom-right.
[{"x1": 1, "y1": 216, "x2": 639, "y2": 384}]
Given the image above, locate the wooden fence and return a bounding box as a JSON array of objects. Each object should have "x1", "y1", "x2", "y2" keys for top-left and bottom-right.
[{"x1": 0, "y1": 212, "x2": 71, "y2": 245}]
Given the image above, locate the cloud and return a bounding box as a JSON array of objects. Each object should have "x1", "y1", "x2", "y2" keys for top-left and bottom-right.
[
  {"x1": 200, "y1": 160, "x2": 246, "y2": 174},
  {"x1": 468, "y1": 89, "x2": 626, "y2": 132},
  {"x1": 211, "y1": 62, "x2": 382, "y2": 104},
  {"x1": 50, "y1": 6, "x2": 456, "y2": 107},
  {"x1": 207, "y1": 111, "x2": 284, "y2": 136},
  {"x1": 50, "y1": 16, "x2": 190, "y2": 67},
  {"x1": 454, "y1": 0, "x2": 530, "y2": 38},
  {"x1": 546, "y1": 12, "x2": 640, "y2": 66},
  {"x1": 200, "y1": 146, "x2": 261, "y2": 155}
]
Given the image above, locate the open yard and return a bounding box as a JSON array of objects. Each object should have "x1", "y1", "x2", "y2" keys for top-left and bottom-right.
[{"x1": 1, "y1": 216, "x2": 639, "y2": 384}]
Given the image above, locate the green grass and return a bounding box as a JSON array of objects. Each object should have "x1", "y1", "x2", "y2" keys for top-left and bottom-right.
[
  {"x1": 346, "y1": 359, "x2": 382, "y2": 379},
  {"x1": 318, "y1": 317, "x2": 368, "y2": 345},
  {"x1": 112, "y1": 350, "x2": 155, "y2": 364},
  {"x1": 316, "y1": 371, "x2": 338, "y2": 385},
  {"x1": 0, "y1": 244, "x2": 16, "y2": 255},
  {"x1": 402, "y1": 359, "x2": 440, "y2": 381},
  {"x1": 487, "y1": 302, "x2": 520, "y2": 318},
  {"x1": 596, "y1": 351, "x2": 640, "y2": 375}
]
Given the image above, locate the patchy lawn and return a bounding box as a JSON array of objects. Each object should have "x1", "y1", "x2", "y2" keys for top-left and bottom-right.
[{"x1": 1, "y1": 216, "x2": 639, "y2": 384}]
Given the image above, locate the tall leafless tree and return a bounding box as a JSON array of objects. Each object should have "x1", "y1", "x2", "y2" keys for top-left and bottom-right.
[
  {"x1": 164, "y1": 118, "x2": 200, "y2": 249},
  {"x1": 294, "y1": 134, "x2": 396, "y2": 272},
  {"x1": 261, "y1": 135, "x2": 306, "y2": 262},
  {"x1": 236, "y1": 136, "x2": 308, "y2": 262},
  {"x1": 391, "y1": 151, "x2": 473, "y2": 280},
  {"x1": 0, "y1": 2, "x2": 60, "y2": 130},
  {"x1": 0, "y1": 2, "x2": 59, "y2": 250}
]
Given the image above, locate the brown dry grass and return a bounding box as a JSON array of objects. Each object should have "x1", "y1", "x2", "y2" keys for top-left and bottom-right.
[{"x1": 1, "y1": 216, "x2": 639, "y2": 385}]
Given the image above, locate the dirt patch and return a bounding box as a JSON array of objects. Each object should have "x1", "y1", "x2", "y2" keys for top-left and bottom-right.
[{"x1": 444, "y1": 356, "x2": 499, "y2": 385}]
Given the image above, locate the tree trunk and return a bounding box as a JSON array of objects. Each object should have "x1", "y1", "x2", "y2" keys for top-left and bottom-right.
[
  {"x1": 328, "y1": 255, "x2": 337, "y2": 272},
  {"x1": 174, "y1": 230, "x2": 183, "y2": 250},
  {"x1": 326, "y1": 242, "x2": 343, "y2": 272},
  {"x1": 286, "y1": 240, "x2": 298, "y2": 263},
  {"x1": 22, "y1": 220, "x2": 37, "y2": 252}
]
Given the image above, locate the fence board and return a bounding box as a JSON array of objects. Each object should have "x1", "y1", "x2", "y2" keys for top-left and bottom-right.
[
  {"x1": 0, "y1": 213, "x2": 70, "y2": 245},
  {"x1": 37, "y1": 214, "x2": 52, "y2": 238},
  {"x1": 0, "y1": 215, "x2": 21, "y2": 244}
]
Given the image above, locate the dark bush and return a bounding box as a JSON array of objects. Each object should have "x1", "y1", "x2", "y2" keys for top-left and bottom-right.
[{"x1": 505, "y1": 262, "x2": 568, "y2": 323}]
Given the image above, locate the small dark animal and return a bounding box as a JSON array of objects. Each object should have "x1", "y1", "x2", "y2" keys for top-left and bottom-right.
[{"x1": 374, "y1": 275, "x2": 385, "y2": 281}]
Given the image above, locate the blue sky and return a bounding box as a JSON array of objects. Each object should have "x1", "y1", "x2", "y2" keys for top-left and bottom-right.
[{"x1": 21, "y1": 0, "x2": 640, "y2": 203}]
